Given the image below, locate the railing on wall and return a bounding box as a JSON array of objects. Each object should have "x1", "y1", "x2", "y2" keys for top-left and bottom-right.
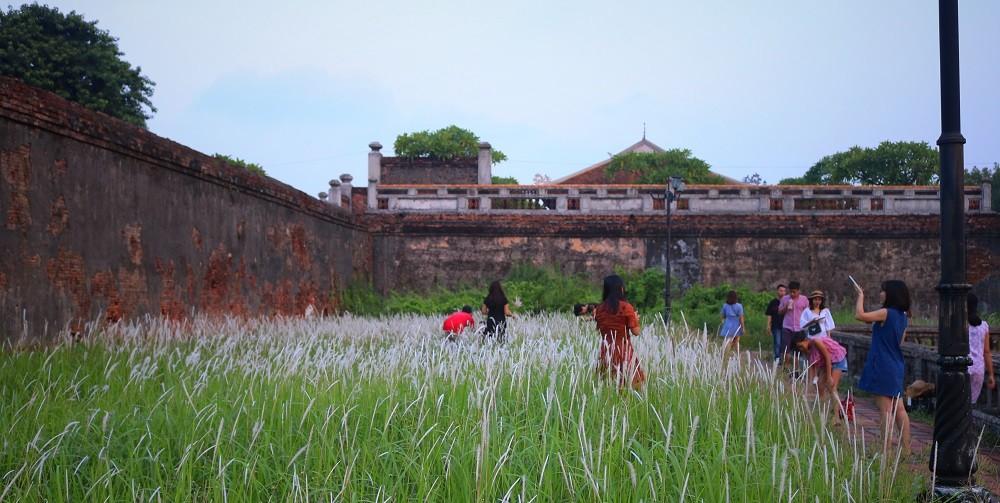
[
  {"x1": 832, "y1": 329, "x2": 1000, "y2": 426},
  {"x1": 358, "y1": 182, "x2": 993, "y2": 215}
]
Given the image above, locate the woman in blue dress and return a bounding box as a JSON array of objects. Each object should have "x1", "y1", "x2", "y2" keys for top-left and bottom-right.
[
  {"x1": 854, "y1": 279, "x2": 911, "y2": 454},
  {"x1": 720, "y1": 290, "x2": 745, "y2": 357}
]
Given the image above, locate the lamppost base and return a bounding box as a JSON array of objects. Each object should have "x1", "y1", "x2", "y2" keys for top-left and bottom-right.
[{"x1": 926, "y1": 485, "x2": 999, "y2": 503}]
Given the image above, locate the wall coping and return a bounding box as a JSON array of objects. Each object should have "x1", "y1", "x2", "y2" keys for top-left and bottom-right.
[{"x1": 361, "y1": 182, "x2": 992, "y2": 215}]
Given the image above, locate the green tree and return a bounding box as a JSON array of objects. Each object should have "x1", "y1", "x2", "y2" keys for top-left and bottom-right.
[
  {"x1": 967, "y1": 162, "x2": 999, "y2": 212},
  {"x1": 780, "y1": 141, "x2": 939, "y2": 185},
  {"x1": 0, "y1": 4, "x2": 156, "y2": 127},
  {"x1": 213, "y1": 154, "x2": 266, "y2": 176},
  {"x1": 491, "y1": 175, "x2": 518, "y2": 185},
  {"x1": 394, "y1": 125, "x2": 507, "y2": 164},
  {"x1": 604, "y1": 150, "x2": 726, "y2": 184}
]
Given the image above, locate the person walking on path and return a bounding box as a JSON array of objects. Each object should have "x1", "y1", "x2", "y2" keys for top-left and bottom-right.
[
  {"x1": 968, "y1": 292, "x2": 995, "y2": 403},
  {"x1": 765, "y1": 284, "x2": 787, "y2": 363},
  {"x1": 854, "y1": 278, "x2": 911, "y2": 455},
  {"x1": 593, "y1": 274, "x2": 646, "y2": 390},
  {"x1": 482, "y1": 280, "x2": 516, "y2": 344},
  {"x1": 778, "y1": 281, "x2": 810, "y2": 369},
  {"x1": 720, "y1": 290, "x2": 745, "y2": 357}
]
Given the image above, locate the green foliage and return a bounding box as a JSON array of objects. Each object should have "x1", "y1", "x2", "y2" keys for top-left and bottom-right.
[
  {"x1": 0, "y1": 4, "x2": 156, "y2": 127},
  {"x1": 671, "y1": 283, "x2": 775, "y2": 349},
  {"x1": 967, "y1": 162, "x2": 1000, "y2": 212},
  {"x1": 605, "y1": 150, "x2": 726, "y2": 185},
  {"x1": 615, "y1": 266, "x2": 666, "y2": 314},
  {"x1": 341, "y1": 263, "x2": 598, "y2": 316},
  {"x1": 0, "y1": 318, "x2": 924, "y2": 501},
  {"x1": 491, "y1": 175, "x2": 518, "y2": 185},
  {"x1": 781, "y1": 141, "x2": 939, "y2": 186},
  {"x1": 342, "y1": 264, "x2": 777, "y2": 349},
  {"x1": 393, "y1": 125, "x2": 507, "y2": 164},
  {"x1": 213, "y1": 153, "x2": 266, "y2": 175}
]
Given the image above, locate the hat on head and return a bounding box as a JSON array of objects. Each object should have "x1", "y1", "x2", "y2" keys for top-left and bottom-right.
[
  {"x1": 809, "y1": 290, "x2": 825, "y2": 299},
  {"x1": 905, "y1": 380, "x2": 936, "y2": 398}
]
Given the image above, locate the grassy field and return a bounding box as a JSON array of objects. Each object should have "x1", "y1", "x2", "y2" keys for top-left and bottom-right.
[{"x1": 0, "y1": 314, "x2": 924, "y2": 501}]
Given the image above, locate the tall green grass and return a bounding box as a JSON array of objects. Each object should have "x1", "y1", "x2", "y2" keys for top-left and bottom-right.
[{"x1": 0, "y1": 314, "x2": 925, "y2": 501}]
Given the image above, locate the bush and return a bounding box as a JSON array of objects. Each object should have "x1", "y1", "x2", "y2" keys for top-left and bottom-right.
[
  {"x1": 671, "y1": 284, "x2": 775, "y2": 349},
  {"x1": 340, "y1": 266, "x2": 780, "y2": 350}
]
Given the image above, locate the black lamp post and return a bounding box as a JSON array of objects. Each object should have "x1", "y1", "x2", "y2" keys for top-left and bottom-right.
[
  {"x1": 929, "y1": 2, "x2": 996, "y2": 501},
  {"x1": 664, "y1": 176, "x2": 685, "y2": 324}
]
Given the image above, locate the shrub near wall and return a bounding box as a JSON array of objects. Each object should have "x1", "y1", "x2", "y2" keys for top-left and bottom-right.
[{"x1": 342, "y1": 265, "x2": 775, "y2": 348}]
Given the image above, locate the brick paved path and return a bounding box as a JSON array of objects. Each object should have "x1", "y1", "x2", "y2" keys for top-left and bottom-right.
[{"x1": 849, "y1": 394, "x2": 1000, "y2": 494}]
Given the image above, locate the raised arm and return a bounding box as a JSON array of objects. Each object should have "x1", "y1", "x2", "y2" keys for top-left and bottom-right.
[{"x1": 853, "y1": 285, "x2": 887, "y2": 324}]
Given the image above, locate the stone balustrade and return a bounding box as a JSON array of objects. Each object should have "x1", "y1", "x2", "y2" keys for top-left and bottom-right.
[
  {"x1": 358, "y1": 181, "x2": 992, "y2": 215},
  {"x1": 832, "y1": 330, "x2": 1000, "y2": 428}
]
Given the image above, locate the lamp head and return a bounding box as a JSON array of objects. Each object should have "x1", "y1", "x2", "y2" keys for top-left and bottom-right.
[{"x1": 669, "y1": 176, "x2": 685, "y2": 192}]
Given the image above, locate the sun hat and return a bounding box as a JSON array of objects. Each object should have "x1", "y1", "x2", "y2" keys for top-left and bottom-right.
[
  {"x1": 905, "y1": 380, "x2": 936, "y2": 398},
  {"x1": 809, "y1": 290, "x2": 825, "y2": 299}
]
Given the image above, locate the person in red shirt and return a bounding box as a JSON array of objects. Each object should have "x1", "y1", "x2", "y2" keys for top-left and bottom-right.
[
  {"x1": 443, "y1": 306, "x2": 476, "y2": 341},
  {"x1": 593, "y1": 275, "x2": 645, "y2": 390}
]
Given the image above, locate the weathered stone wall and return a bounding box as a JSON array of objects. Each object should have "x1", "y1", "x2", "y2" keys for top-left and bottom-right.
[
  {"x1": 379, "y1": 156, "x2": 478, "y2": 184},
  {"x1": 3, "y1": 78, "x2": 997, "y2": 346},
  {"x1": 0, "y1": 78, "x2": 369, "y2": 345},
  {"x1": 367, "y1": 212, "x2": 1000, "y2": 316}
]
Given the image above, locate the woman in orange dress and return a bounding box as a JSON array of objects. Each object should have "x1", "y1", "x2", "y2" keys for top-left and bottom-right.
[{"x1": 592, "y1": 274, "x2": 646, "y2": 389}]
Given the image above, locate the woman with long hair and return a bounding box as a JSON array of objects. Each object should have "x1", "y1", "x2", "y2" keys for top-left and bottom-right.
[
  {"x1": 481, "y1": 280, "x2": 515, "y2": 343},
  {"x1": 593, "y1": 274, "x2": 645, "y2": 389},
  {"x1": 800, "y1": 290, "x2": 835, "y2": 339},
  {"x1": 854, "y1": 279, "x2": 911, "y2": 454}
]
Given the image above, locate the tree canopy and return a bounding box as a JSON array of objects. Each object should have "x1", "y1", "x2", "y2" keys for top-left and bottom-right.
[
  {"x1": 604, "y1": 150, "x2": 726, "y2": 185},
  {"x1": 0, "y1": 4, "x2": 156, "y2": 127},
  {"x1": 967, "y1": 163, "x2": 999, "y2": 212},
  {"x1": 780, "y1": 141, "x2": 939, "y2": 186},
  {"x1": 394, "y1": 125, "x2": 507, "y2": 164}
]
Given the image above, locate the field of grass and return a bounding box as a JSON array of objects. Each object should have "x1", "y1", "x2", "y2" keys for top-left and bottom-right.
[{"x1": 0, "y1": 314, "x2": 924, "y2": 501}]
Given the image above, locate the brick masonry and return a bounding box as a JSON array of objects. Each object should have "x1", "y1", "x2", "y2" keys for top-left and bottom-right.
[
  {"x1": 1, "y1": 78, "x2": 998, "y2": 345},
  {"x1": 365, "y1": 205, "x2": 1000, "y2": 318},
  {"x1": 0, "y1": 78, "x2": 370, "y2": 344}
]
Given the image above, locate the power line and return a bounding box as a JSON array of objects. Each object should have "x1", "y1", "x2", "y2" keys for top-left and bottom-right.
[{"x1": 265, "y1": 151, "x2": 367, "y2": 168}]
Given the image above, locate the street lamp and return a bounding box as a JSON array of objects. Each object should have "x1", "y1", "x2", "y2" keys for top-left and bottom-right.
[
  {"x1": 664, "y1": 176, "x2": 685, "y2": 325},
  {"x1": 929, "y1": 1, "x2": 995, "y2": 500}
]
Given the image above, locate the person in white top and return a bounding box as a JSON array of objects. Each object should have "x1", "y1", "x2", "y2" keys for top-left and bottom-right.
[
  {"x1": 968, "y1": 292, "x2": 995, "y2": 403},
  {"x1": 800, "y1": 290, "x2": 835, "y2": 339},
  {"x1": 800, "y1": 290, "x2": 835, "y2": 385}
]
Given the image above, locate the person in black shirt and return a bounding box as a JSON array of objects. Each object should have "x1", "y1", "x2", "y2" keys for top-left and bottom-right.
[
  {"x1": 764, "y1": 283, "x2": 787, "y2": 363},
  {"x1": 482, "y1": 280, "x2": 516, "y2": 343}
]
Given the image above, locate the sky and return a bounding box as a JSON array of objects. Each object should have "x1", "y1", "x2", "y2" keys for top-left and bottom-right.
[{"x1": 38, "y1": 1, "x2": 1000, "y2": 195}]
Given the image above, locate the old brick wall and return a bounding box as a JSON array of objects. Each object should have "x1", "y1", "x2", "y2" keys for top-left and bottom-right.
[
  {"x1": 0, "y1": 78, "x2": 370, "y2": 345},
  {"x1": 3, "y1": 78, "x2": 998, "y2": 346},
  {"x1": 367, "y1": 212, "x2": 1000, "y2": 316},
  {"x1": 380, "y1": 157, "x2": 478, "y2": 184}
]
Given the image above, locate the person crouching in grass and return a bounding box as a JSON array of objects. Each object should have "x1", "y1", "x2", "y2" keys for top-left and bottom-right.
[
  {"x1": 792, "y1": 331, "x2": 849, "y2": 425},
  {"x1": 443, "y1": 305, "x2": 476, "y2": 342}
]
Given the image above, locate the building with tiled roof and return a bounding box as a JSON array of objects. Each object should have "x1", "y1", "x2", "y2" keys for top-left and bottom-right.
[{"x1": 553, "y1": 136, "x2": 742, "y2": 185}]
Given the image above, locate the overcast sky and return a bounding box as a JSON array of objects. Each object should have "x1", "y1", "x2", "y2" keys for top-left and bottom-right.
[{"x1": 39, "y1": 1, "x2": 1000, "y2": 195}]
